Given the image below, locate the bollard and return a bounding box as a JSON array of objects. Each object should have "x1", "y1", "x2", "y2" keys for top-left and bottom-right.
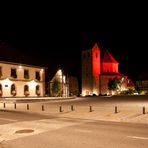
[
  {"x1": 14, "y1": 103, "x2": 16, "y2": 109},
  {"x1": 59, "y1": 106, "x2": 63, "y2": 112},
  {"x1": 143, "y1": 106, "x2": 145, "y2": 114},
  {"x1": 71, "y1": 105, "x2": 74, "y2": 111},
  {"x1": 27, "y1": 104, "x2": 29, "y2": 110},
  {"x1": 89, "y1": 106, "x2": 93, "y2": 112},
  {"x1": 42, "y1": 105, "x2": 45, "y2": 111},
  {"x1": 115, "y1": 106, "x2": 118, "y2": 113},
  {"x1": 3, "y1": 103, "x2": 5, "y2": 108}
]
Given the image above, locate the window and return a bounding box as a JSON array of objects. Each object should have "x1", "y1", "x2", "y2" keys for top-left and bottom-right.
[
  {"x1": 0, "y1": 84, "x2": 2, "y2": 96},
  {"x1": 36, "y1": 85, "x2": 40, "y2": 96},
  {"x1": 24, "y1": 85, "x2": 29, "y2": 96},
  {"x1": 24, "y1": 69, "x2": 29, "y2": 79},
  {"x1": 11, "y1": 68, "x2": 17, "y2": 78},
  {"x1": 11, "y1": 84, "x2": 16, "y2": 96},
  {"x1": 96, "y1": 53, "x2": 98, "y2": 58},
  {"x1": 35, "y1": 71, "x2": 40, "y2": 81},
  {"x1": 24, "y1": 85, "x2": 29, "y2": 92},
  {"x1": 0, "y1": 67, "x2": 2, "y2": 78}
]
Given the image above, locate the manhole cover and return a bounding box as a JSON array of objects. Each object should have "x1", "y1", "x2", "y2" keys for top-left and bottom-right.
[{"x1": 15, "y1": 129, "x2": 34, "y2": 134}]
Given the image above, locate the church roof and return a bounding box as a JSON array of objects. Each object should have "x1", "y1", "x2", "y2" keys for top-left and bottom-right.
[
  {"x1": 102, "y1": 50, "x2": 118, "y2": 64},
  {"x1": 92, "y1": 43, "x2": 100, "y2": 50}
]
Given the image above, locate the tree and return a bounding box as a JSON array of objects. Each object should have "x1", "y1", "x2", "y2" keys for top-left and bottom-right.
[
  {"x1": 51, "y1": 79, "x2": 61, "y2": 97},
  {"x1": 108, "y1": 77, "x2": 122, "y2": 94}
]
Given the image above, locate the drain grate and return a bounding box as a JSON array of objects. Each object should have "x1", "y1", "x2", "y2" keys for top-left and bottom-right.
[{"x1": 15, "y1": 129, "x2": 34, "y2": 134}]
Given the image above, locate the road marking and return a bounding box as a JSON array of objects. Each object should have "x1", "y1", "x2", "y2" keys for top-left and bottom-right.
[
  {"x1": 127, "y1": 136, "x2": 148, "y2": 140},
  {"x1": 0, "y1": 118, "x2": 17, "y2": 122}
]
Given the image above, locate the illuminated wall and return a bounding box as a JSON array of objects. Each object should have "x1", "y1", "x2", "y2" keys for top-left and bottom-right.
[
  {"x1": 101, "y1": 50, "x2": 119, "y2": 73},
  {"x1": 50, "y1": 69, "x2": 69, "y2": 97},
  {"x1": 101, "y1": 63, "x2": 118, "y2": 73},
  {"x1": 100, "y1": 75, "x2": 127, "y2": 95},
  {"x1": 82, "y1": 43, "x2": 100, "y2": 96},
  {"x1": 92, "y1": 43, "x2": 100, "y2": 95},
  {"x1": 81, "y1": 43, "x2": 128, "y2": 96},
  {"x1": 82, "y1": 50, "x2": 93, "y2": 96},
  {"x1": 0, "y1": 62, "x2": 45, "y2": 97}
]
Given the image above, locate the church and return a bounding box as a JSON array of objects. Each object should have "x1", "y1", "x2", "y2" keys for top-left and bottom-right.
[{"x1": 81, "y1": 43, "x2": 128, "y2": 96}]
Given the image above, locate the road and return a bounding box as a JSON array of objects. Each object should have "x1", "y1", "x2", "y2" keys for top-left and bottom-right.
[{"x1": 0, "y1": 109, "x2": 148, "y2": 148}]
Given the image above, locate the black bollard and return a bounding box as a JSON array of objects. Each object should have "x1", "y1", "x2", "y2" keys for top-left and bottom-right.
[
  {"x1": 115, "y1": 106, "x2": 118, "y2": 113},
  {"x1": 27, "y1": 104, "x2": 29, "y2": 110},
  {"x1": 42, "y1": 105, "x2": 45, "y2": 111},
  {"x1": 143, "y1": 106, "x2": 145, "y2": 114},
  {"x1": 3, "y1": 103, "x2": 5, "y2": 108},
  {"x1": 59, "y1": 106, "x2": 63, "y2": 112},
  {"x1": 14, "y1": 103, "x2": 16, "y2": 109},
  {"x1": 71, "y1": 105, "x2": 74, "y2": 111},
  {"x1": 90, "y1": 106, "x2": 93, "y2": 112}
]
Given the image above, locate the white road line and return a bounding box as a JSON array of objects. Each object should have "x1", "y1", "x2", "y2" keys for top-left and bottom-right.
[
  {"x1": 127, "y1": 136, "x2": 148, "y2": 140},
  {"x1": 0, "y1": 118, "x2": 17, "y2": 122}
]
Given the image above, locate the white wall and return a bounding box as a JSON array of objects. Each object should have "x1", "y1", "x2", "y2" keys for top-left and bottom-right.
[{"x1": 0, "y1": 62, "x2": 45, "y2": 97}]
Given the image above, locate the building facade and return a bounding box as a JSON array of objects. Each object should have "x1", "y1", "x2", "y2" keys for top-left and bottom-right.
[
  {"x1": 82, "y1": 43, "x2": 128, "y2": 96},
  {"x1": 82, "y1": 43, "x2": 100, "y2": 96},
  {"x1": 0, "y1": 61, "x2": 46, "y2": 97},
  {"x1": 49, "y1": 69, "x2": 69, "y2": 97}
]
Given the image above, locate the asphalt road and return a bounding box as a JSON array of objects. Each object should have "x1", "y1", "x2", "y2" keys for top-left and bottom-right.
[{"x1": 0, "y1": 109, "x2": 148, "y2": 148}]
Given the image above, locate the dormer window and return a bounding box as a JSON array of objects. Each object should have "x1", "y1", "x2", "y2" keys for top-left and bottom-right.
[{"x1": 11, "y1": 68, "x2": 17, "y2": 78}]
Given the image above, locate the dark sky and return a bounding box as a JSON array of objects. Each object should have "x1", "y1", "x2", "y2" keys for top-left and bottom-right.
[{"x1": 0, "y1": 3, "x2": 148, "y2": 82}]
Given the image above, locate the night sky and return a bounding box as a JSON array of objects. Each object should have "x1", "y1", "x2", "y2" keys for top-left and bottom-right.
[{"x1": 0, "y1": 3, "x2": 148, "y2": 83}]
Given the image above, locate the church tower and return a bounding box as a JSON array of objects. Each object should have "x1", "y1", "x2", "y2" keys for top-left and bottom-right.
[{"x1": 81, "y1": 43, "x2": 100, "y2": 96}]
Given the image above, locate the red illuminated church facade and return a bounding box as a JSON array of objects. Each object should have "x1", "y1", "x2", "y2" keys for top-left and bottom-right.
[{"x1": 82, "y1": 43, "x2": 129, "y2": 96}]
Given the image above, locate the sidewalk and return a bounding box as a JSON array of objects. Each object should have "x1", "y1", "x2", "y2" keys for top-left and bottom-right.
[
  {"x1": 1, "y1": 102, "x2": 148, "y2": 125},
  {"x1": 0, "y1": 96, "x2": 76, "y2": 103}
]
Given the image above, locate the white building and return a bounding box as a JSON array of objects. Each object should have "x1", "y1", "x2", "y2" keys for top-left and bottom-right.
[
  {"x1": 49, "y1": 69, "x2": 69, "y2": 97},
  {"x1": 0, "y1": 61, "x2": 46, "y2": 97}
]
